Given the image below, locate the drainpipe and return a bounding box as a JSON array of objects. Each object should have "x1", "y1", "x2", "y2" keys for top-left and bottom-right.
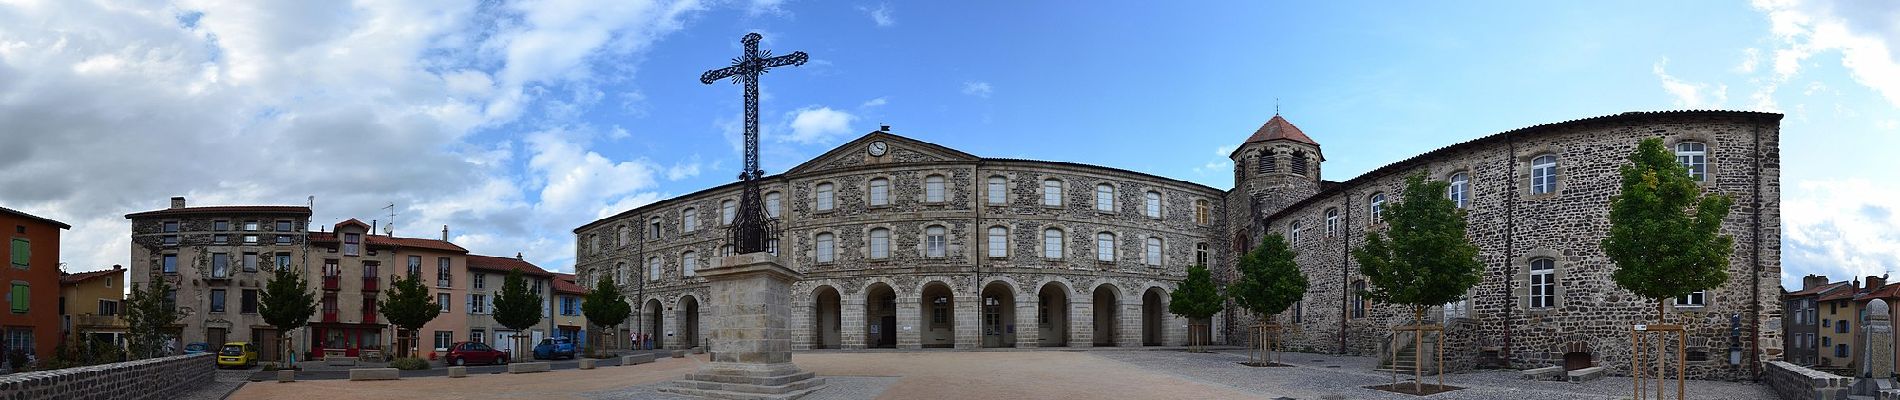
[
  {"x1": 1749, "y1": 120, "x2": 1765, "y2": 379},
  {"x1": 1341, "y1": 193, "x2": 1352, "y2": 354},
  {"x1": 1504, "y1": 136, "x2": 1518, "y2": 367}
]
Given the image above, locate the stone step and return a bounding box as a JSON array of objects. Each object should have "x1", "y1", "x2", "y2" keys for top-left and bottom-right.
[
  {"x1": 682, "y1": 371, "x2": 818, "y2": 387},
  {"x1": 658, "y1": 384, "x2": 824, "y2": 400},
  {"x1": 664, "y1": 377, "x2": 827, "y2": 397}
]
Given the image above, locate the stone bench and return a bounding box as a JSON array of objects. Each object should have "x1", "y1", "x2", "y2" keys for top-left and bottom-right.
[
  {"x1": 447, "y1": 366, "x2": 467, "y2": 378},
  {"x1": 622, "y1": 353, "x2": 656, "y2": 366},
  {"x1": 348, "y1": 368, "x2": 400, "y2": 381},
  {"x1": 276, "y1": 370, "x2": 296, "y2": 383},
  {"x1": 508, "y1": 362, "x2": 551, "y2": 374},
  {"x1": 579, "y1": 359, "x2": 597, "y2": 369},
  {"x1": 1567, "y1": 366, "x2": 1607, "y2": 383},
  {"x1": 1520, "y1": 366, "x2": 1563, "y2": 380}
]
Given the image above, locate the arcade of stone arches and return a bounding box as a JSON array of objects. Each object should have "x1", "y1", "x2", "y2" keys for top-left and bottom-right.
[{"x1": 798, "y1": 279, "x2": 1193, "y2": 350}]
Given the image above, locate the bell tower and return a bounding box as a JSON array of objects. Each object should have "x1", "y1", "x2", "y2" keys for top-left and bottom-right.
[{"x1": 1230, "y1": 114, "x2": 1323, "y2": 219}]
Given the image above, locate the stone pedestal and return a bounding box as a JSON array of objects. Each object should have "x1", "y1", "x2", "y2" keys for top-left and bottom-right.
[
  {"x1": 1856, "y1": 299, "x2": 1895, "y2": 396},
  {"x1": 661, "y1": 253, "x2": 827, "y2": 399}
]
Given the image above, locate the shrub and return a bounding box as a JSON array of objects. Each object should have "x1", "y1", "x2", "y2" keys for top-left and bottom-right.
[{"x1": 390, "y1": 357, "x2": 430, "y2": 371}]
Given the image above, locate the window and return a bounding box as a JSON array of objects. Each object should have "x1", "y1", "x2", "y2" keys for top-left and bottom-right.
[
  {"x1": 1144, "y1": 237, "x2": 1162, "y2": 266},
  {"x1": 8, "y1": 239, "x2": 26, "y2": 268},
  {"x1": 1144, "y1": 191, "x2": 1161, "y2": 218},
  {"x1": 721, "y1": 200, "x2": 736, "y2": 224},
  {"x1": 649, "y1": 217, "x2": 662, "y2": 239},
  {"x1": 987, "y1": 227, "x2": 1008, "y2": 258},
  {"x1": 241, "y1": 289, "x2": 257, "y2": 313},
  {"x1": 363, "y1": 262, "x2": 379, "y2": 279},
  {"x1": 1043, "y1": 229, "x2": 1064, "y2": 258},
  {"x1": 1529, "y1": 258, "x2": 1556, "y2": 309},
  {"x1": 1444, "y1": 298, "x2": 1468, "y2": 319},
  {"x1": 322, "y1": 259, "x2": 339, "y2": 277},
  {"x1": 163, "y1": 235, "x2": 177, "y2": 246},
  {"x1": 719, "y1": 245, "x2": 733, "y2": 258},
  {"x1": 8, "y1": 282, "x2": 27, "y2": 313},
  {"x1": 1325, "y1": 208, "x2": 1340, "y2": 237},
  {"x1": 6, "y1": 329, "x2": 31, "y2": 357},
  {"x1": 562, "y1": 297, "x2": 580, "y2": 316},
  {"x1": 468, "y1": 294, "x2": 487, "y2": 314},
  {"x1": 1291, "y1": 151, "x2": 1308, "y2": 176},
  {"x1": 926, "y1": 226, "x2": 947, "y2": 258},
  {"x1": 869, "y1": 178, "x2": 890, "y2": 206},
  {"x1": 1195, "y1": 242, "x2": 1208, "y2": 266},
  {"x1": 925, "y1": 175, "x2": 946, "y2": 202},
  {"x1": 1824, "y1": 319, "x2": 1831, "y2": 328},
  {"x1": 211, "y1": 253, "x2": 230, "y2": 278},
  {"x1": 1288, "y1": 221, "x2": 1302, "y2": 244},
  {"x1": 987, "y1": 176, "x2": 1007, "y2": 204},
  {"x1": 163, "y1": 221, "x2": 178, "y2": 233},
  {"x1": 816, "y1": 233, "x2": 836, "y2": 262},
  {"x1": 1351, "y1": 280, "x2": 1366, "y2": 318},
  {"x1": 613, "y1": 262, "x2": 627, "y2": 285},
  {"x1": 209, "y1": 289, "x2": 226, "y2": 313},
  {"x1": 1042, "y1": 179, "x2": 1063, "y2": 206},
  {"x1": 1838, "y1": 321, "x2": 1850, "y2": 334},
  {"x1": 439, "y1": 293, "x2": 451, "y2": 313},
  {"x1": 434, "y1": 331, "x2": 452, "y2": 351},
  {"x1": 470, "y1": 329, "x2": 485, "y2": 344},
  {"x1": 239, "y1": 252, "x2": 256, "y2": 272},
  {"x1": 1096, "y1": 232, "x2": 1116, "y2": 262},
  {"x1": 1368, "y1": 193, "x2": 1386, "y2": 224},
  {"x1": 1838, "y1": 344, "x2": 1851, "y2": 358},
  {"x1": 213, "y1": 234, "x2": 227, "y2": 245},
  {"x1": 869, "y1": 228, "x2": 892, "y2": 259},
  {"x1": 1824, "y1": 336, "x2": 1833, "y2": 347},
  {"x1": 1448, "y1": 172, "x2": 1469, "y2": 209},
  {"x1": 163, "y1": 254, "x2": 177, "y2": 274},
  {"x1": 473, "y1": 272, "x2": 486, "y2": 289},
  {"x1": 1531, "y1": 155, "x2": 1558, "y2": 194},
  {"x1": 765, "y1": 192, "x2": 782, "y2": 218},
  {"x1": 1292, "y1": 301, "x2": 1304, "y2": 323},
  {"x1": 437, "y1": 257, "x2": 452, "y2": 287},
  {"x1": 407, "y1": 256, "x2": 422, "y2": 277},
  {"x1": 681, "y1": 208, "x2": 697, "y2": 232},
  {"x1": 276, "y1": 220, "x2": 292, "y2": 232},
  {"x1": 276, "y1": 234, "x2": 292, "y2": 245},
  {"x1": 682, "y1": 251, "x2": 697, "y2": 277},
  {"x1": 244, "y1": 234, "x2": 258, "y2": 244},
  {"x1": 214, "y1": 220, "x2": 230, "y2": 231},
  {"x1": 1676, "y1": 142, "x2": 1707, "y2": 182},
  {"x1": 1194, "y1": 200, "x2": 1210, "y2": 225},
  {"x1": 272, "y1": 253, "x2": 288, "y2": 272},
  {"x1": 618, "y1": 226, "x2": 631, "y2": 246},
  {"x1": 98, "y1": 299, "x2": 118, "y2": 316},
  {"x1": 343, "y1": 233, "x2": 361, "y2": 256},
  {"x1": 244, "y1": 221, "x2": 259, "y2": 231},
  {"x1": 816, "y1": 183, "x2": 835, "y2": 211},
  {"x1": 1675, "y1": 290, "x2": 1705, "y2": 307},
  {"x1": 1095, "y1": 184, "x2": 1115, "y2": 212}
]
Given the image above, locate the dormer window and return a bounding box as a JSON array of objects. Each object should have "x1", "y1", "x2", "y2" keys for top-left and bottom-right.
[{"x1": 344, "y1": 233, "x2": 361, "y2": 256}]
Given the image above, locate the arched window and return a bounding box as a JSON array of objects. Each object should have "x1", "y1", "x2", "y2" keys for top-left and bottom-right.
[
  {"x1": 815, "y1": 233, "x2": 836, "y2": 263},
  {"x1": 1042, "y1": 228, "x2": 1064, "y2": 258},
  {"x1": 1368, "y1": 193, "x2": 1386, "y2": 224},
  {"x1": 1144, "y1": 237, "x2": 1162, "y2": 266},
  {"x1": 614, "y1": 261, "x2": 626, "y2": 285},
  {"x1": 617, "y1": 226, "x2": 630, "y2": 246},
  {"x1": 765, "y1": 191, "x2": 782, "y2": 218},
  {"x1": 1676, "y1": 142, "x2": 1707, "y2": 182},
  {"x1": 721, "y1": 200, "x2": 736, "y2": 224},
  {"x1": 1324, "y1": 208, "x2": 1339, "y2": 237},
  {"x1": 987, "y1": 227, "x2": 1008, "y2": 258},
  {"x1": 1042, "y1": 179, "x2": 1063, "y2": 206},
  {"x1": 926, "y1": 225, "x2": 947, "y2": 258},
  {"x1": 1143, "y1": 191, "x2": 1161, "y2": 218},
  {"x1": 925, "y1": 175, "x2": 946, "y2": 202},
  {"x1": 1291, "y1": 151, "x2": 1308, "y2": 176},
  {"x1": 1448, "y1": 172, "x2": 1469, "y2": 209},
  {"x1": 1195, "y1": 242, "x2": 1208, "y2": 266},
  {"x1": 681, "y1": 208, "x2": 697, "y2": 232},
  {"x1": 1531, "y1": 155, "x2": 1558, "y2": 194},
  {"x1": 1257, "y1": 149, "x2": 1276, "y2": 174},
  {"x1": 1095, "y1": 184, "x2": 1115, "y2": 212},
  {"x1": 1529, "y1": 258, "x2": 1557, "y2": 308},
  {"x1": 1289, "y1": 220, "x2": 1303, "y2": 244},
  {"x1": 869, "y1": 228, "x2": 891, "y2": 259},
  {"x1": 986, "y1": 176, "x2": 1007, "y2": 205},
  {"x1": 647, "y1": 257, "x2": 661, "y2": 281},
  {"x1": 682, "y1": 251, "x2": 697, "y2": 277},
  {"x1": 1096, "y1": 232, "x2": 1116, "y2": 262},
  {"x1": 648, "y1": 217, "x2": 662, "y2": 239},
  {"x1": 869, "y1": 178, "x2": 890, "y2": 206},
  {"x1": 816, "y1": 183, "x2": 836, "y2": 211},
  {"x1": 1194, "y1": 200, "x2": 1210, "y2": 225}
]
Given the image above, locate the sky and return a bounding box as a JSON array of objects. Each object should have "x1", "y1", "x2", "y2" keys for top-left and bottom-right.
[{"x1": 0, "y1": 0, "x2": 1895, "y2": 290}]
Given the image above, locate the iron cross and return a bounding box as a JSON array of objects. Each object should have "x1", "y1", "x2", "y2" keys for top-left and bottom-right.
[{"x1": 701, "y1": 32, "x2": 806, "y2": 254}]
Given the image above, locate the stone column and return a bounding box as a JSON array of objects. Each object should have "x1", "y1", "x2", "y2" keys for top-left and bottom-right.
[
  {"x1": 661, "y1": 253, "x2": 826, "y2": 399},
  {"x1": 1015, "y1": 297, "x2": 1039, "y2": 348},
  {"x1": 663, "y1": 304, "x2": 681, "y2": 350},
  {"x1": 791, "y1": 294, "x2": 812, "y2": 350},
  {"x1": 1071, "y1": 299, "x2": 1094, "y2": 348},
  {"x1": 1118, "y1": 302, "x2": 1142, "y2": 348},
  {"x1": 1854, "y1": 299, "x2": 1894, "y2": 396},
  {"x1": 954, "y1": 292, "x2": 981, "y2": 350},
  {"x1": 897, "y1": 295, "x2": 922, "y2": 349},
  {"x1": 841, "y1": 297, "x2": 867, "y2": 350}
]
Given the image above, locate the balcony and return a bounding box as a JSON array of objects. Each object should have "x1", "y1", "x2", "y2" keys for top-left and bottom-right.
[
  {"x1": 361, "y1": 276, "x2": 379, "y2": 292},
  {"x1": 322, "y1": 311, "x2": 338, "y2": 323},
  {"x1": 362, "y1": 311, "x2": 377, "y2": 324},
  {"x1": 322, "y1": 276, "x2": 340, "y2": 291}
]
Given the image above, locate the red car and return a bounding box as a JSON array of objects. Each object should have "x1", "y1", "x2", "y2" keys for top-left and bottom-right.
[{"x1": 445, "y1": 341, "x2": 510, "y2": 366}]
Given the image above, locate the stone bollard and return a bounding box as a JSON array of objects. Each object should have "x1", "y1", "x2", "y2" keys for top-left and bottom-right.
[
  {"x1": 621, "y1": 353, "x2": 656, "y2": 366},
  {"x1": 447, "y1": 366, "x2": 468, "y2": 378},
  {"x1": 671, "y1": 350, "x2": 686, "y2": 358},
  {"x1": 348, "y1": 368, "x2": 400, "y2": 381},
  {"x1": 276, "y1": 370, "x2": 296, "y2": 383},
  {"x1": 579, "y1": 359, "x2": 597, "y2": 369}
]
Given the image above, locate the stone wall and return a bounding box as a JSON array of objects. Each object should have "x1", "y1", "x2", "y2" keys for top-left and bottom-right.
[
  {"x1": 1764, "y1": 361, "x2": 1848, "y2": 400},
  {"x1": 0, "y1": 353, "x2": 215, "y2": 400}
]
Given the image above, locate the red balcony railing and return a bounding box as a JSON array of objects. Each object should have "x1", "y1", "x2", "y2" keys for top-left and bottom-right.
[
  {"x1": 362, "y1": 310, "x2": 377, "y2": 324},
  {"x1": 361, "y1": 277, "x2": 379, "y2": 292},
  {"x1": 322, "y1": 276, "x2": 339, "y2": 291},
  {"x1": 322, "y1": 311, "x2": 338, "y2": 323}
]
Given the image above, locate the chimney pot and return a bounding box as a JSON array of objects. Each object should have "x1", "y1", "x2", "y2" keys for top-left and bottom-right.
[
  {"x1": 1805, "y1": 274, "x2": 1830, "y2": 290},
  {"x1": 880, "y1": 125, "x2": 890, "y2": 132},
  {"x1": 170, "y1": 197, "x2": 186, "y2": 209},
  {"x1": 442, "y1": 225, "x2": 450, "y2": 241},
  {"x1": 516, "y1": 252, "x2": 524, "y2": 260}
]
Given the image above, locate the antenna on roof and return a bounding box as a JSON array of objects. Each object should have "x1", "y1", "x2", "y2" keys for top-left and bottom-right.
[
  {"x1": 1275, "y1": 98, "x2": 1280, "y2": 116},
  {"x1": 383, "y1": 203, "x2": 396, "y2": 236}
]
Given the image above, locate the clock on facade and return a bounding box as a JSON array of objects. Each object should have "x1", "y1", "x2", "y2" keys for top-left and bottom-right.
[{"x1": 868, "y1": 141, "x2": 888, "y2": 156}]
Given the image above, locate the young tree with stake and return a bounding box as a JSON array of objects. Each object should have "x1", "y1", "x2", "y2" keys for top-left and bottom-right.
[
  {"x1": 1353, "y1": 173, "x2": 1483, "y2": 393},
  {"x1": 582, "y1": 275, "x2": 633, "y2": 355},
  {"x1": 1168, "y1": 264, "x2": 1224, "y2": 351},
  {"x1": 492, "y1": 269, "x2": 545, "y2": 360},
  {"x1": 1229, "y1": 233, "x2": 1308, "y2": 365}
]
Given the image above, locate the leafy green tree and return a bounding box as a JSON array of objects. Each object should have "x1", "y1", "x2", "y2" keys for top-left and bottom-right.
[
  {"x1": 1168, "y1": 264, "x2": 1224, "y2": 350},
  {"x1": 1353, "y1": 173, "x2": 1483, "y2": 392},
  {"x1": 258, "y1": 257, "x2": 317, "y2": 365},
  {"x1": 1605, "y1": 137, "x2": 1734, "y2": 322},
  {"x1": 123, "y1": 275, "x2": 181, "y2": 360},
  {"x1": 1230, "y1": 233, "x2": 1308, "y2": 364},
  {"x1": 582, "y1": 275, "x2": 632, "y2": 354},
  {"x1": 378, "y1": 272, "x2": 441, "y2": 358},
  {"x1": 492, "y1": 269, "x2": 544, "y2": 359}
]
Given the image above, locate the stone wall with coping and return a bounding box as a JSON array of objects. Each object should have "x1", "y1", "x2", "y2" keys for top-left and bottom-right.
[
  {"x1": 1764, "y1": 361, "x2": 1848, "y2": 400},
  {"x1": 0, "y1": 353, "x2": 215, "y2": 400}
]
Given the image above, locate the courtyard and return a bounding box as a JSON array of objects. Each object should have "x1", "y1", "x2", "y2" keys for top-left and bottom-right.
[{"x1": 228, "y1": 349, "x2": 1774, "y2": 399}]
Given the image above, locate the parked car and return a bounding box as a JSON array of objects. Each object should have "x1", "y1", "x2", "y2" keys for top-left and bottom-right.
[
  {"x1": 445, "y1": 341, "x2": 509, "y2": 366},
  {"x1": 182, "y1": 342, "x2": 211, "y2": 355},
  {"x1": 533, "y1": 337, "x2": 576, "y2": 360},
  {"x1": 216, "y1": 342, "x2": 258, "y2": 369}
]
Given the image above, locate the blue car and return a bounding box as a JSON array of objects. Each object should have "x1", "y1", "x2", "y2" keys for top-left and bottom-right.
[{"x1": 533, "y1": 337, "x2": 576, "y2": 360}]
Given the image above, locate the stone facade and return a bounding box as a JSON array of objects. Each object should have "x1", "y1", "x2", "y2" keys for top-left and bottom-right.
[
  {"x1": 125, "y1": 200, "x2": 313, "y2": 361},
  {"x1": 0, "y1": 353, "x2": 214, "y2": 400}
]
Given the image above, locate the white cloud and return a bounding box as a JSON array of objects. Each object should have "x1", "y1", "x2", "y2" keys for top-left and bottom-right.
[
  {"x1": 863, "y1": 3, "x2": 895, "y2": 27},
  {"x1": 962, "y1": 81, "x2": 993, "y2": 98},
  {"x1": 1753, "y1": 0, "x2": 1900, "y2": 108},
  {"x1": 1783, "y1": 179, "x2": 1900, "y2": 288},
  {"x1": 861, "y1": 97, "x2": 888, "y2": 108},
  {"x1": 1653, "y1": 58, "x2": 1728, "y2": 108},
  {"x1": 783, "y1": 106, "x2": 857, "y2": 144},
  {"x1": 1736, "y1": 48, "x2": 1763, "y2": 73},
  {"x1": 667, "y1": 155, "x2": 703, "y2": 180},
  {"x1": 747, "y1": 0, "x2": 786, "y2": 16}
]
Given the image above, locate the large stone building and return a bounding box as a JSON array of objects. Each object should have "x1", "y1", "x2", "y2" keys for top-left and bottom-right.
[
  {"x1": 125, "y1": 198, "x2": 312, "y2": 361},
  {"x1": 572, "y1": 110, "x2": 1782, "y2": 381}
]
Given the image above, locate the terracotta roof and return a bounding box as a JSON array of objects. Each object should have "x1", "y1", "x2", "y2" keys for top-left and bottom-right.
[
  {"x1": 1820, "y1": 288, "x2": 1862, "y2": 302},
  {"x1": 466, "y1": 254, "x2": 553, "y2": 277},
  {"x1": 1243, "y1": 115, "x2": 1319, "y2": 146},
  {"x1": 61, "y1": 266, "x2": 123, "y2": 285},
  {"x1": 125, "y1": 205, "x2": 310, "y2": 219},
  {"x1": 308, "y1": 233, "x2": 468, "y2": 253},
  {"x1": 1859, "y1": 283, "x2": 1900, "y2": 301},
  {"x1": 1789, "y1": 281, "x2": 1851, "y2": 297},
  {"x1": 335, "y1": 219, "x2": 371, "y2": 230},
  {"x1": 552, "y1": 273, "x2": 586, "y2": 294},
  {"x1": 1, "y1": 206, "x2": 71, "y2": 229}
]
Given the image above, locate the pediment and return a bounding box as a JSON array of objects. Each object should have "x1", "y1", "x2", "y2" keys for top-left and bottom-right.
[{"x1": 784, "y1": 131, "x2": 979, "y2": 176}]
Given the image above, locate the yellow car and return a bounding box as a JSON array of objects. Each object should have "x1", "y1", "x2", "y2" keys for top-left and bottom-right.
[{"x1": 216, "y1": 342, "x2": 258, "y2": 369}]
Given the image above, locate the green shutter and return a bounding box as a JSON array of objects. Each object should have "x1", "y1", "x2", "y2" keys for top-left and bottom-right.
[
  {"x1": 9, "y1": 239, "x2": 26, "y2": 268},
  {"x1": 10, "y1": 284, "x2": 27, "y2": 313}
]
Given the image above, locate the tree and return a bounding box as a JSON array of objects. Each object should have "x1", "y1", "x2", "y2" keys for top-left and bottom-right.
[
  {"x1": 1168, "y1": 264, "x2": 1224, "y2": 351},
  {"x1": 123, "y1": 275, "x2": 181, "y2": 360},
  {"x1": 1230, "y1": 233, "x2": 1308, "y2": 364},
  {"x1": 258, "y1": 257, "x2": 318, "y2": 366},
  {"x1": 582, "y1": 275, "x2": 632, "y2": 354},
  {"x1": 1353, "y1": 173, "x2": 1483, "y2": 392},
  {"x1": 1605, "y1": 137, "x2": 1734, "y2": 322},
  {"x1": 492, "y1": 269, "x2": 544, "y2": 359},
  {"x1": 378, "y1": 272, "x2": 441, "y2": 358}
]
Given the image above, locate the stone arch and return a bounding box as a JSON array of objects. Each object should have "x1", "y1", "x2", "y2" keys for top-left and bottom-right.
[
  {"x1": 641, "y1": 298, "x2": 665, "y2": 349},
  {"x1": 1141, "y1": 286, "x2": 1169, "y2": 346},
  {"x1": 918, "y1": 280, "x2": 960, "y2": 348},
  {"x1": 1035, "y1": 279, "x2": 1075, "y2": 347},
  {"x1": 979, "y1": 280, "x2": 1019, "y2": 348},
  {"x1": 675, "y1": 294, "x2": 703, "y2": 349},
  {"x1": 1091, "y1": 282, "x2": 1124, "y2": 346},
  {"x1": 1560, "y1": 339, "x2": 1594, "y2": 371},
  {"x1": 810, "y1": 284, "x2": 843, "y2": 349},
  {"x1": 862, "y1": 280, "x2": 900, "y2": 348}
]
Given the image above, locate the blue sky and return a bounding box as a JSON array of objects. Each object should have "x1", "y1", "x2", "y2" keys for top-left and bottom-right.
[{"x1": 1, "y1": 0, "x2": 1895, "y2": 289}]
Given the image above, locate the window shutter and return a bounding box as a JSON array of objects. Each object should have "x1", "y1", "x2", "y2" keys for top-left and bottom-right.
[
  {"x1": 9, "y1": 239, "x2": 27, "y2": 267},
  {"x1": 10, "y1": 284, "x2": 26, "y2": 313}
]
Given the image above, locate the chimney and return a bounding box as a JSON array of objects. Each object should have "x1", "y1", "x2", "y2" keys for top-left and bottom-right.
[
  {"x1": 371, "y1": 220, "x2": 378, "y2": 236},
  {"x1": 516, "y1": 252, "x2": 524, "y2": 260},
  {"x1": 1873, "y1": 275, "x2": 1890, "y2": 291},
  {"x1": 170, "y1": 197, "x2": 186, "y2": 209},
  {"x1": 879, "y1": 125, "x2": 890, "y2": 132},
  {"x1": 1804, "y1": 274, "x2": 1830, "y2": 290},
  {"x1": 442, "y1": 225, "x2": 450, "y2": 241}
]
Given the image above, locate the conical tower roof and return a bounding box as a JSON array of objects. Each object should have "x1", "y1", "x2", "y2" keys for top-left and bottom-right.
[{"x1": 1243, "y1": 115, "x2": 1318, "y2": 146}]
